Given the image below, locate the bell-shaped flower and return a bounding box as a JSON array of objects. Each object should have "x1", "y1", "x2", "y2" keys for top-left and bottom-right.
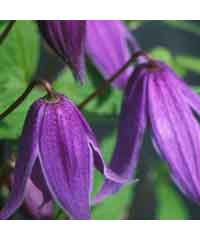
[
  {"x1": 0, "y1": 95, "x2": 126, "y2": 220},
  {"x1": 94, "y1": 60, "x2": 200, "y2": 205},
  {"x1": 38, "y1": 21, "x2": 86, "y2": 82},
  {"x1": 86, "y1": 20, "x2": 135, "y2": 89}
]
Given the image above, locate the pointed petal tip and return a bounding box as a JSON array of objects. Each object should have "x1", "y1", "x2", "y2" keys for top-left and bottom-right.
[
  {"x1": 38, "y1": 20, "x2": 86, "y2": 85},
  {"x1": 92, "y1": 178, "x2": 138, "y2": 205}
]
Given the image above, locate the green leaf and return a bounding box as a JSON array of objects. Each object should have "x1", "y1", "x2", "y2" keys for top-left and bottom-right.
[
  {"x1": 156, "y1": 175, "x2": 188, "y2": 219},
  {"x1": 92, "y1": 184, "x2": 132, "y2": 220},
  {"x1": 0, "y1": 20, "x2": 40, "y2": 139},
  {"x1": 163, "y1": 20, "x2": 200, "y2": 36},
  {"x1": 0, "y1": 21, "x2": 39, "y2": 83},
  {"x1": 54, "y1": 69, "x2": 122, "y2": 115},
  {"x1": 54, "y1": 69, "x2": 95, "y2": 104},
  {"x1": 125, "y1": 20, "x2": 146, "y2": 30},
  {"x1": 176, "y1": 55, "x2": 200, "y2": 75},
  {"x1": 151, "y1": 47, "x2": 173, "y2": 64},
  {"x1": 91, "y1": 132, "x2": 133, "y2": 220}
]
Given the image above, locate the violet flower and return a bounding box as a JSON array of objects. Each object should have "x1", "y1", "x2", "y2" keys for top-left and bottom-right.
[
  {"x1": 38, "y1": 20, "x2": 138, "y2": 89},
  {"x1": 38, "y1": 21, "x2": 86, "y2": 82},
  {"x1": 0, "y1": 95, "x2": 126, "y2": 220},
  {"x1": 94, "y1": 60, "x2": 200, "y2": 204},
  {"x1": 86, "y1": 20, "x2": 134, "y2": 89}
]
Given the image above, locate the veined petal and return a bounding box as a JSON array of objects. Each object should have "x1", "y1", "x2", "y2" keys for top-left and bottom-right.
[
  {"x1": 75, "y1": 106, "x2": 131, "y2": 184},
  {"x1": 154, "y1": 63, "x2": 200, "y2": 116},
  {"x1": 0, "y1": 100, "x2": 45, "y2": 219},
  {"x1": 148, "y1": 72, "x2": 200, "y2": 203},
  {"x1": 93, "y1": 68, "x2": 148, "y2": 203},
  {"x1": 168, "y1": 72, "x2": 200, "y2": 116},
  {"x1": 38, "y1": 96, "x2": 92, "y2": 219},
  {"x1": 38, "y1": 20, "x2": 86, "y2": 82},
  {"x1": 86, "y1": 20, "x2": 133, "y2": 89}
]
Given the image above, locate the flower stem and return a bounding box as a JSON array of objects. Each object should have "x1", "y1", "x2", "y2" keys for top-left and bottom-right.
[
  {"x1": 39, "y1": 79, "x2": 58, "y2": 101},
  {"x1": 0, "y1": 81, "x2": 36, "y2": 121},
  {"x1": 78, "y1": 50, "x2": 147, "y2": 110},
  {"x1": 0, "y1": 79, "x2": 60, "y2": 121},
  {"x1": 0, "y1": 50, "x2": 148, "y2": 120},
  {"x1": 0, "y1": 20, "x2": 16, "y2": 45}
]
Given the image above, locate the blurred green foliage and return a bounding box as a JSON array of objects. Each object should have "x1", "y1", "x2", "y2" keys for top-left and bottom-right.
[
  {"x1": 0, "y1": 21, "x2": 42, "y2": 139},
  {"x1": 0, "y1": 20, "x2": 200, "y2": 220}
]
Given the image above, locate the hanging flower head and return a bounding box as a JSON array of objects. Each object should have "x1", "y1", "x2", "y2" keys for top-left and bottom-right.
[
  {"x1": 94, "y1": 59, "x2": 200, "y2": 205},
  {"x1": 0, "y1": 94, "x2": 127, "y2": 220},
  {"x1": 38, "y1": 20, "x2": 86, "y2": 82}
]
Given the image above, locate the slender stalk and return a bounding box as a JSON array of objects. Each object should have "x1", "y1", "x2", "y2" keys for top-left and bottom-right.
[
  {"x1": 78, "y1": 50, "x2": 146, "y2": 110},
  {"x1": 0, "y1": 50, "x2": 148, "y2": 120},
  {"x1": 0, "y1": 81, "x2": 36, "y2": 121},
  {"x1": 0, "y1": 79, "x2": 60, "y2": 121},
  {"x1": 0, "y1": 20, "x2": 16, "y2": 45},
  {"x1": 40, "y1": 79, "x2": 58, "y2": 101}
]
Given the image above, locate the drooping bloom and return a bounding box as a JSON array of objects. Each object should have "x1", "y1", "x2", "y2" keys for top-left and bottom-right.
[
  {"x1": 86, "y1": 20, "x2": 135, "y2": 89},
  {"x1": 38, "y1": 20, "x2": 86, "y2": 82},
  {"x1": 94, "y1": 60, "x2": 200, "y2": 204},
  {"x1": 0, "y1": 95, "x2": 126, "y2": 220},
  {"x1": 38, "y1": 20, "x2": 138, "y2": 89}
]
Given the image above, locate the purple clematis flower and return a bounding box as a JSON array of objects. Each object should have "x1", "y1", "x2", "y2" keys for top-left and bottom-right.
[
  {"x1": 94, "y1": 60, "x2": 200, "y2": 204},
  {"x1": 38, "y1": 20, "x2": 86, "y2": 82},
  {"x1": 86, "y1": 20, "x2": 134, "y2": 90},
  {"x1": 0, "y1": 95, "x2": 127, "y2": 220}
]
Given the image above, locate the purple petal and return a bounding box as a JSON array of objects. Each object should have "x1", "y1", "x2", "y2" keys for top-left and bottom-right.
[
  {"x1": 93, "y1": 67, "x2": 148, "y2": 203},
  {"x1": 30, "y1": 159, "x2": 52, "y2": 204},
  {"x1": 152, "y1": 62, "x2": 200, "y2": 115},
  {"x1": 38, "y1": 20, "x2": 86, "y2": 82},
  {"x1": 148, "y1": 70, "x2": 200, "y2": 203},
  {"x1": 22, "y1": 160, "x2": 53, "y2": 219},
  {"x1": 23, "y1": 179, "x2": 53, "y2": 220},
  {"x1": 75, "y1": 105, "x2": 131, "y2": 184},
  {"x1": 0, "y1": 100, "x2": 45, "y2": 219},
  {"x1": 86, "y1": 20, "x2": 133, "y2": 89},
  {"x1": 90, "y1": 140, "x2": 131, "y2": 184},
  {"x1": 38, "y1": 96, "x2": 92, "y2": 219},
  {"x1": 166, "y1": 70, "x2": 200, "y2": 116}
]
